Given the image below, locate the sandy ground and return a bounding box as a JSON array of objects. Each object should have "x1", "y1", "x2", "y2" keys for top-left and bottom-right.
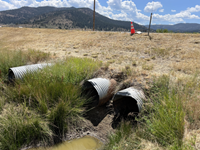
[{"x1": 0, "y1": 27, "x2": 200, "y2": 148}]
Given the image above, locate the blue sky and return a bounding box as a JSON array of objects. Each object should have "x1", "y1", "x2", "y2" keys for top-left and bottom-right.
[{"x1": 0, "y1": 0, "x2": 200, "y2": 25}]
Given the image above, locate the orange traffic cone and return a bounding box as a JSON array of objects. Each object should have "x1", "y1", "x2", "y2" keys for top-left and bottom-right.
[{"x1": 130, "y1": 22, "x2": 135, "y2": 35}]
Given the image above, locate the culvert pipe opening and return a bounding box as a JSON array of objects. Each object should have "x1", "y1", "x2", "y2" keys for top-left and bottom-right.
[
  {"x1": 82, "y1": 78, "x2": 117, "y2": 107},
  {"x1": 8, "y1": 69, "x2": 15, "y2": 82},
  {"x1": 112, "y1": 87, "x2": 145, "y2": 117}
]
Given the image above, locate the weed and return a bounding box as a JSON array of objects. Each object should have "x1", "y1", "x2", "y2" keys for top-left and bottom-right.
[
  {"x1": 145, "y1": 58, "x2": 151, "y2": 61},
  {"x1": 151, "y1": 56, "x2": 156, "y2": 60},
  {"x1": 132, "y1": 60, "x2": 137, "y2": 66},
  {"x1": 152, "y1": 48, "x2": 169, "y2": 57},
  {"x1": 92, "y1": 55, "x2": 98, "y2": 58},
  {"x1": 0, "y1": 104, "x2": 53, "y2": 150},
  {"x1": 138, "y1": 75, "x2": 185, "y2": 147},
  {"x1": 103, "y1": 121, "x2": 141, "y2": 150},
  {"x1": 122, "y1": 66, "x2": 132, "y2": 76},
  {"x1": 102, "y1": 62, "x2": 110, "y2": 70},
  {"x1": 0, "y1": 50, "x2": 27, "y2": 80},
  {"x1": 83, "y1": 53, "x2": 88, "y2": 56},
  {"x1": 0, "y1": 96, "x2": 6, "y2": 111},
  {"x1": 142, "y1": 62, "x2": 154, "y2": 70},
  {"x1": 73, "y1": 45, "x2": 79, "y2": 49},
  {"x1": 26, "y1": 49, "x2": 50, "y2": 64},
  {"x1": 107, "y1": 59, "x2": 115, "y2": 64}
]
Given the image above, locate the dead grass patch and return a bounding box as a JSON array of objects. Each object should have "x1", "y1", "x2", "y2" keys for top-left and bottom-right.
[
  {"x1": 172, "y1": 60, "x2": 200, "y2": 74},
  {"x1": 142, "y1": 62, "x2": 154, "y2": 70}
]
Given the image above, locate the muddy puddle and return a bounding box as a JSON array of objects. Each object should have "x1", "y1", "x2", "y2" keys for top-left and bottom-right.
[{"x1": 28, "y1": 136, "x2": 103, "y2": 150}]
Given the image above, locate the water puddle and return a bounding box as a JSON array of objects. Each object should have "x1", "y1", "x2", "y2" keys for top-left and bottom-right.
[{"x1": 28, "y1": 135, "x2": 102, "y2": 150}]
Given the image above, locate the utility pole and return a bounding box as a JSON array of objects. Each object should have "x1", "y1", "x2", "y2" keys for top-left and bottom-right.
[
  {"x1": 93, "y1": 0, "x2": 95, "y2": 31},
  {"x1": 148, "y1": 13, "x2": 153, "y2": 36}
]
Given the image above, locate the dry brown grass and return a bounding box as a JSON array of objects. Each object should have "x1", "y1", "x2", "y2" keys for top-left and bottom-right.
[{"x1": 1, "y1": 28, "x2": 197, "y2": 74}]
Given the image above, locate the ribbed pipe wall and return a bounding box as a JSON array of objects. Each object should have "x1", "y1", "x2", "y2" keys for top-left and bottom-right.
[
  {"x1": 83, "y1": 78, "x2": 117, "y2": 106},
  {"x1": 8, "y1": 63, "x2": 52, "y2": 81}
]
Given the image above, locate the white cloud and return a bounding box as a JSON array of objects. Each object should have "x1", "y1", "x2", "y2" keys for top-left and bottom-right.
[
  {"x1": 175, "y1": 10, "x2": 200, "y2": 19},
  {"x1": 144, "y1": 1, "x2": 163, "y2": 12},
  {"x1": 0, "y1": 0, "x2": 16, "y2": 10},
  {"x1": 152, "y1": 10, "x2": 200, "y2": 23},
  {"x1": 107, "y1": 0, "x2": 121, "y2": 10},
  {"x1": 32, "y1": 0, "x2": 70, "y2": 7},
  {"x1": 187, "y1": 5, "x2": 200, "y2": 13},
  {"x1": 106, "y1": 0, "x2": 149, "y2": 23},
  {"x1": 0, "y1": 0, "x2": 199, "y2": 25},
  {"x1": 153, "y1": 13, "x2": 184, "y2": 23},
  {"x1": 159, "y1": 9, "x2": 164, "y2": 12}
]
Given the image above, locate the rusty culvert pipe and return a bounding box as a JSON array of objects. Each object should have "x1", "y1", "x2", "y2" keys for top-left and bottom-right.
[
  {"x1": 8, "y1": 63, "x2": 52, "y2": 81},
  {"x1": 82, "y1": 78, "x2": 117, "y2": 106},
  {"x1": 112, "y1": 87, "x2": 145, "y2": 116}
]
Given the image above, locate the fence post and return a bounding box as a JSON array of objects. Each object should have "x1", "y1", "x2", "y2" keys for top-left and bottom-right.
[
  {"x1": 93, "y1": 0, "x2": 95, "y2": 31},
  {"x1": 148, "y1": 13, "x2": 153, "y2": 36}
]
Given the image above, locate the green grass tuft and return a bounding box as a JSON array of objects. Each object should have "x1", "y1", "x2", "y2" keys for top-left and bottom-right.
[
  {"x1": 139, "y1": 75, "x2": 185, "y2": 147},
  {"x1": 103, "y1": 121, "x2": 141, "y2": 150},
  {"x1": 0, "y1": 104, "x2": 53, "y2": 150}
]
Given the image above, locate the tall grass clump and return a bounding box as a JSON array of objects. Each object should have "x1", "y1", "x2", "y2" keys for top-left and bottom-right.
[
  {"x1": 8, "y1": 57, "x2": 101, "y2": 106},
  {"x1": 0, "y1": 49, "x2": 50, "y2": 81},
  {"x1": 0, "y1": 56, "x2": 101, "y2": 148},
  {"x1": 0, "y1": 50, "x2": 27, "y2": 80},
  {"x1": 103, "y1": 121, "x2": 141, "y2": 150},
  {"x1": 0, "y1": 104, "x2": 53, "y2": 150},
  {"x1": 0, "y1": 96, "x2": 6, "y2": 111},
  {"x1": 139, "y1": 75, "x2": 185, "y2": 147},
  {"x1": 177, "y1": 75, "x2": 200, "y2": 129},
  {"x1": 26, "y1": 49, "x2": 50, "y2": 64}
]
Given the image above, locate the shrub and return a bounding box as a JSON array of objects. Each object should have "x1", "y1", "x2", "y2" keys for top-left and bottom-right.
[{"x1": 156, "y1": 29, "x2": 170, "y2": 33}]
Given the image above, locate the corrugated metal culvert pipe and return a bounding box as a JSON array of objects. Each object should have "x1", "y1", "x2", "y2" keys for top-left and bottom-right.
[
  {"x1": 8, "y1": 63, "x2": 52, "y2": 81},
  {"x1": 82, "y1": 78, "x2": 117, "y2": 106},
  {"x1": 112, "y1": 87, "x2": 145, "y2": 116}
]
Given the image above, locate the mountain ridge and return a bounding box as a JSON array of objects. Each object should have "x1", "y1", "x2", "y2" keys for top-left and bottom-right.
[
  {"x1": 0, "y1": 6, "x2": 148, "y2": 31},
  {"x1": 146, "y1": 23, "x2": 200, "y2": 32}
]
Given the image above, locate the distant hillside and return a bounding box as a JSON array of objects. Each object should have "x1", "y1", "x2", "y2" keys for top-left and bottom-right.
[
  {"x1": 146, "y1": 23, "x2": 200, "y2": 33},
  {"x1": 0, "y1": 6, "x2": 148, "y2": 31},
  {"x1": 0, "y1": 6, "x2": 74, "y2": 24}
]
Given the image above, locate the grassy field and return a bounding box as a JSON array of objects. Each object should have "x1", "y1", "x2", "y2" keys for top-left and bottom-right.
[{"x1": 0, "y1": 27, "x2": 200, "y2": 150}]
